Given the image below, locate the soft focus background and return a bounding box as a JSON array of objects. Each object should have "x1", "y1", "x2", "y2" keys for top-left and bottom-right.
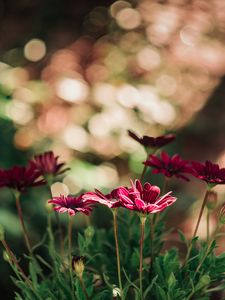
[{"x1": 1, "y1": 0, "x2": 225, "y2": 298}]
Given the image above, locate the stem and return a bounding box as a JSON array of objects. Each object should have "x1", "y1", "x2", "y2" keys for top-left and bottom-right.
[
  {"x1": 192, "y1": 189, "x2": 209, "y2": 238},
  {"x1": 48, "y1": 186, "x2": 64, "y2": 257},
  {"x1": 140, "y1": 164, "x2": 148, "y2": 183},
  {"x1": 78, "y1": 276, "x2": 90, "y2": 300},
  {"x1": 1, "y1": 239, "x2": 32, "y2": 286},
  {"x1": 112, "y1": 209, "x2": 124, "y2": 300},
  {"x1": 139, "y1": 216, "x2": 146, "y2": 299},
  {"x1": 15, "y1": 193, "x2": 33, "y2": 256},
  {"x1": 68, "y1": 216, "x2": 75, "y2": 300},
  {"x1": 206, "y1": 210, "x2": 210, "y2": 243},
  {"x1": 183, "y1": 189, "x2": 209, "y2": 266}
]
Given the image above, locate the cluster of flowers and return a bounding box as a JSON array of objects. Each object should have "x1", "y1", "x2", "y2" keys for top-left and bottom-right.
[{"x1": 1, "y1": 130, "x2": 225, "y2": 217}]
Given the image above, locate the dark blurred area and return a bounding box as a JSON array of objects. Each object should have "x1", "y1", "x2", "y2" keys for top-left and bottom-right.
[{"x1": 1, "y1": 0, "x2": 225, "y2": 298}]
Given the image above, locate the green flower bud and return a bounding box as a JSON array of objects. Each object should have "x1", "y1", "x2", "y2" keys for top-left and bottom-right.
[
  {"x1": 3, "y1": 251, "x2": 10, "y2": 262},
  {"x1": 45, "y1": 201, "x2": 53, "y2": 214},
  {"x1": 0, "y1": 224, "x2": 5, "y2": 241},
  {"x1": 84, "y1": 226, "x2": 95, "y2": 240}
]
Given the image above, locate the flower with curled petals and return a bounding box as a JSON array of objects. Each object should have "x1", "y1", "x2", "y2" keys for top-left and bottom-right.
[
  {"x1": 0, "y1": 164, "x2": 45, "y2": 193},
  {"x1": 30, "y1": 151, "x2": 69, "y2": 180},
  {"x1": 128, "y1": 130, "x2": 175, "y2": 149},
  {"x1": 117, "y1": 179, "x2": 177, "y2": 214},
  {"x1": 190, "y1": 160, "x2": 225, "y2": 187},
  {"x1": 144, "y1": 151, "x2": 191, "y2": 181},
  {"x1": 82, "y1": 188, "x2": 121, "y2": 209},
  {"x1": 48, "y1": 195, "x2": 94, "y2": 216}
]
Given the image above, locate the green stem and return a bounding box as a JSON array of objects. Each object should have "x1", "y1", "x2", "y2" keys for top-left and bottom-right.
[
  {"x1": 15, "y1": 193, "x2": 33, "y2": 256},
  {"x1": 192, "y1": 189, "x2": 209, "y2": 238},
  {"x1": 68, "y1": 216, "x2": 75, "y2": 300},
  {"x1": 139, "y1": 216, "x2": 146, "y2": 299},
  {"x1": 78, "y1": 276, "x2": 91, "y2": 300},
  {"x1": 206, "y1": 210, "x2": 210, "y2": 243},
  {"x1": 112, "y1": 209, "x2": 124, "y2": 300},
  {"x1": 1, "y1": 239, "x2": 32, "y2": 286}
]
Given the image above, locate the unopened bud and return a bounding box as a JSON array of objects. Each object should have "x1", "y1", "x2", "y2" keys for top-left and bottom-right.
[
  {"x1": 0, "y1": 224, "x2": 5, "y2": 241},
  {"x1": 3, "y1": 251, "x2": 10, "y2": 262},
  {"x1": 45, "y1": 201, "x2": 53, "y2": 213},
  {"x1": 219, "y1": 204, "x2": 225, "y2": 224},
  {"x1": 72, "y1": 256, "x2": 85, "y2": 278},
  {"x1": 206, "y1": 191, "x2": 217, "y2": 210},
  {"x1": 84, "y1": 226, "x2": 95, "y2": 240}
]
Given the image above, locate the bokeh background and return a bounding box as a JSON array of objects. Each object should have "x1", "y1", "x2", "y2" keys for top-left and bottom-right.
[{"x1": 1, "y1": 0, "x2": 225, "y2": 298}]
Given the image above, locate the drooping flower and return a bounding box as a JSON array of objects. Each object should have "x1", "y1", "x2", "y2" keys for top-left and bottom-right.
[
  {"x1": 191, "y1": 160, "x2": 225, "y2": 186},
  {"x1": 82, "y1": 188, "x2": 121, "y2": 208},
  {"x1": 0, "y1": 164, "x2": 45, "y2": 192},
  {"x1": 144, "y1": 151, "x2": 191, "y2": 181},
  {"x1": 128, "y1": 130, "x2": 175, "y2": 149},
  {"x1": 48, "y1": 195, "x2": 94, "y2": 216},
  {"x1": 30, "y1": 151, "x2": 69, "y2": 178},
  {"x1": 117, "y1": 179, "x2": 177, "y2": 214}
]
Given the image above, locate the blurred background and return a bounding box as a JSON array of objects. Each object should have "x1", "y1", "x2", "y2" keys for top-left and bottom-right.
[{"x1": 1, "y1": 0, "x2": 225, "y2": 298}]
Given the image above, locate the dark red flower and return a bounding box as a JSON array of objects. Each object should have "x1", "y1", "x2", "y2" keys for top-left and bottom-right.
[
  {"x1": 128, "y1": 130, "x2": 175, "y2": 149},
  {"x1": 82, "y1": 188, "x2": 121, "y2": 208},
  {"x1": 0, "y1": 164, "x2": 45, "y2": 192},
  {"x1": 30, "y1": 151, "x2": 68, "y2": 178},
  {"x1": 190, "y1": 160, "x2": 225, "y2": 186},
  {"x1": 117, "y1": 179, "x2": 176, "y2": 214},
  {"x1": 144, "y1": 151, "x2": 191, "y2": 181},
  {"x1": 48, "y1": 195, "x2": 94, "y2": 216}
]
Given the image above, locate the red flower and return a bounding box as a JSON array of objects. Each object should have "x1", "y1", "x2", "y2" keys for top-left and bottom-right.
[
  {"x1": 0, "y1": 164, "x2": 45, "y2": 192},
  {"x1": 191, "y1": 160, "x2": 225, "y2": 186},
  {"x1": 31, "y1": 151, "x2": 68, "y2": 177},
  {"x1": 48, "y1": 195, "x2": 94, "y2": 216},
  {"x1": 144, "y1": 151, "x2": 191, "y2": 181},
  {"x1": 117, "y1": 179, "x2": 176, "y2": 214},
  {"x1": 82, "y1": 188, "x2": 121, "y2": 209},
  {"x1": 128, "y1": 130, "x2": 175, "y2": 149}
]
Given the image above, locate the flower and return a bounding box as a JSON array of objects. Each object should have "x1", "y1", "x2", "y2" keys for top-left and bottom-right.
[
  {"x1": 144, "y1": 151, "x2": 191, "y2": 181},
  {"x1": 191, "y1": 160, "x2": 225, "y2": 186},
  {"x1": 30, "y1": 151, "x2": 68, "y2": 178},
  {"x1": 48, "y1": 195, "x2": 94, "y2": 216},
  {"x1": 117, "y1": 179, "x2": 176, "y2": 214},
  {"x1": 128, "y1": 130, "x2": 175, "y2": 149},
  {"x1": 0, "y1": 164, "x2": 45, "y2": 192},
  {"x1": 82, "y1": 188, "x2": 121, "y2": 208}
]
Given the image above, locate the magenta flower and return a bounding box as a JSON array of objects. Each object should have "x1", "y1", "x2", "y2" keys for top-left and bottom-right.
[
  {"x1": 128, "y1": 130, "x2": 175, "y2": 149},
  {"x1": 117, "y1": 180, "x2": 176, "y2": 214},
  {"x1": 144, "y1": 151, "x2": 191, "y2": 181},
  {"x1": 30, "y1": 151, "x2": 69, "y2": 178},
  {"x1": 48, "y1": 195, "x2": 94, "y2": 216},
  {"x1": 190, "y1": 160, "x2": 225, "y2": 186},
  {"x1": 82, "y1": 188, "x2": 121, "y2": 208},
  {"x1": 0, "y1": 164, "x2": 45, "y2": 192}
]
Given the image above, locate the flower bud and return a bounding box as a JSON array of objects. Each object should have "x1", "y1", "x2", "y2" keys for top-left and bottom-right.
[
  {"x1": 45, "y1": 201, "x2": 53, "y2": 213},
  {"x1": 3, "y1": 251, "x2": 10, "y2": 262},
  {"x1": 0, "y1": 224, "x2": 5, "y2": 241},
  {"x1": 72, "y1": 256, "x2": 85, "y2": 278},
  {"x1": 219, "y1": 204, "x2": 225, "y2": 224},
  {"x1": 84, "y1": 226, "x2": 95, "y2": 240},
  {"x1": 206, "y1": 191, "x2": 217, "y2": 210}
]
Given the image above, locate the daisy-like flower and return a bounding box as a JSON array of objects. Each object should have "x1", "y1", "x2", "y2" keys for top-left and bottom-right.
[
  {"x1": 30, "y1": 151, "x2": 68, "y2": 178},
  {"x1": 48, "y1": 195, "x2": 94, "y2": 216},
  {"x1": 190, "y1": 160, "x2": 225, "y2": 186},
  {"x1": 82, "y1": 188, "x2": 121, "y2": 208},
  {"x1": 144, "y1": 151, "x2": 191, "y2": 181},
  {"x1": 117, "y1": 179, "x2": 176, "y2": 214},
  {"x1": 128, "y1": 130, "x2": 175, "y2": 149},
  {"x1": 0, "y1": 164, "x2": 45, "y2": 192}
]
